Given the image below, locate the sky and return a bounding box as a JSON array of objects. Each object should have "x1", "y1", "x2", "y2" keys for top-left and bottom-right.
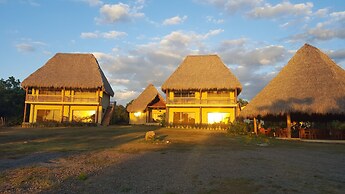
[{"x1": 1, "y1": 0, "x2": 344, "y2": 105}]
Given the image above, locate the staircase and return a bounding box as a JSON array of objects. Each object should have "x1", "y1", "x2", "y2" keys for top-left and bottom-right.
[{"x1": 101, "y1": 103, "x2": 115, "y2": 126}]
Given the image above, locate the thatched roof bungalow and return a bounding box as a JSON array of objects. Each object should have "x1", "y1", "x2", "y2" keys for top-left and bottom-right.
[
  {"x1": 21, "y1": 53, "x2": 114, "y2": 125},
  {"x1": 162, "y1": 55, "x2": 242, "y2": 125},
  {"x1": 127, "y1": 84, "x2": 166, "y2": 125},
  {"x1": 240, "y1": 44, "x2": 345, "y2": 137}
]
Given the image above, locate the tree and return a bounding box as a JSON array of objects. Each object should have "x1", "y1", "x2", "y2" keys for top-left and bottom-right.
[
  {"x1": 0, "y1": 76, "x2": 25, "y2": 125},
  {"x1": 238, "y1": 98, "x2": 249, "y2": 108},
  {"x1": 110, "y1": 105, "x2": 129, "y2": 124}
]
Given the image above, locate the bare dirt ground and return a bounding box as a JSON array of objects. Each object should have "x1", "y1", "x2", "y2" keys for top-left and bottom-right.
[{"x1": 1, "y1": 126, "x2": 345, "y2": 194}]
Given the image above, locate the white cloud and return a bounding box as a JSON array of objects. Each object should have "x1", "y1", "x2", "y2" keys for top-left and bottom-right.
[
  {"x1": 96, "y1": 3, "x2": 144, "y2": 24},
  {"x1": 80, "y1": 32, "x2": 98, "y2": 39},
  {"x1": 102, "y1": 31, "x2": 128, "y2": 39},
  {"x1": 15, "y1": 40, "x2": 46, "y2": 53},
  {"x1": 163, "y1": 15, "x2": 187, "y2": 25},
  {"x1": 199, "y1": 0, "x2": 262, "y2": 13},
  {"x1": 80, "y1": 31, "x2": 127, "y2": 39},
  {"x1": 314, "y1": 8, "x2": 328, "y2": 17},
  {"x1": 288, "y1": 11, "x2": 345, "y2": 42},
  {"x1": 15, "y1": 43, "x2": 35, "y2": 53},
  {"x1": 206, "y1": 16, "x2": 224, "y2": 24},
  {"x1": 80, "y1": 0, "x2": 103, "y2": 6},
  {"x1": 248, "y1": 2, "x2": 313, "y2": 19}
]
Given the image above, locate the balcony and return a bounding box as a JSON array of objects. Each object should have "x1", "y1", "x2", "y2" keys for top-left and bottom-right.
[
  {"x1": 167, "y1": 97, "x2": 236, "y2": 105},
  {"x1": 25, "y1": 94, "x2": 100, "y2": 104}
]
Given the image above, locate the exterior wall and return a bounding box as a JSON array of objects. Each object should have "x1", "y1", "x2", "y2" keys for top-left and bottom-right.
[
  {"x1": 152, "y1": 109, "x2": 166, "y2": 122},
  {"x1": 25, "y1": 87, "x2": 104, "y2": 124},
  {"x1": 129, "y1": 109, "x2": 166, "y2": 124},
  {"x1": 129, "y1": 112, "x2": 147, "y2": 124},
  {"x1": 166, "y1": 89, "x2": 238, "y2": 125}
]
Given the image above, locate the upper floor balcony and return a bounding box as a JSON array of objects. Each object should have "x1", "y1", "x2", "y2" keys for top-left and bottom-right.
[
  {"x1": 25, "y1": 94, "x2": 100, "y2": 104},
  {"x1": 167, "y1": 97, "x2": 237, "y2": 105}
]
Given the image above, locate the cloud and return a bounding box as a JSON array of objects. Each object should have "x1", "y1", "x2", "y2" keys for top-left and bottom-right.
[
  {"x1": 163, "y1": 15, "x2": 187, "y2": 25},
  {"x1": 15, "y1": 40, "x2": 46, "y2": 53},
  {"x1": 15, "y1": 43, "x2": 35, "y2": 53},
  {"x1": 328, "y1": 49, "x2": 345, "y2": 63},
  {"x1": 95, "y1": 3, "x2": 144, "y2": 24},
  {"x1": 80, "y1": 31, "x2": 127, "y2": 39},
  {"x1": 206, "y1": 16, "x2": 224, "y2": 24},
  {"x1": 80, "y1": 32, "x2": 98, "y2": 39},
  {"x1": 288, "y1": 11, "x2": 345, "y2": 42},
  {"x1": 81, "y1": 0, "x2": 103, "y2": 6},
  {"x1": 199, "y1": 0, "x2": 262, "y2": 13},
  {"x1": 248, "y1": 2, "x2": 313, "y2": 19}
]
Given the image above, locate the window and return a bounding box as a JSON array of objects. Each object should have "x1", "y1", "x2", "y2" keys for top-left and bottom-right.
[
  {"x1": 36, "y1": 110, "x2": 60, "y2": 122},
  {"x1": 174, "y1": 91, "x2": 195, "y2": 98},
  {"x1": 173, "y1": 112, "x2": 195, "y2": 124},
  {"x1": 72, "y1": 110, "x2": 96, "y2": 123},
  {"x1": 207, "y1": 113, "x2": 231, "y2": 124}
]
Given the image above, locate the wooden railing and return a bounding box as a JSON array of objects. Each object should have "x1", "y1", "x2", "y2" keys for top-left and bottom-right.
[
  {"x1": 167, "y1": 97, "x2": 236, "y2": 104},
  {"x1": 26, "y1": 94, "x2": 99, "y2": 103}
]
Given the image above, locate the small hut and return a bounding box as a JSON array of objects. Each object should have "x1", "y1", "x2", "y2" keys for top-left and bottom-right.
[
  {"x1": 240, "y1": 44, "x2": 345, "y2": 138},
  {"x1": 21, "y1": 53, "x2": 114, "y2": 125},
  {"x1": 127, "y1": 84, "x2": 166, "y2": 125}
]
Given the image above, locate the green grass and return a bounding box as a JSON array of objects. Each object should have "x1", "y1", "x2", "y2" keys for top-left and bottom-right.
[{"x1": 0, "y1": 125, "x2": 160, "y2": 159}]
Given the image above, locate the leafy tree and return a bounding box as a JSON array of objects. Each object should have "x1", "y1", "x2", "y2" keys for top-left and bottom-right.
[
  {"x1": 238, "y1": 98, "x2": 249, "y2": 107},
  {"x1": 0, "y1": 76, "x2": 25, "y2": 125},
  {"x1": 110, "y1": 104, "x2": 129, "y2": 124}
]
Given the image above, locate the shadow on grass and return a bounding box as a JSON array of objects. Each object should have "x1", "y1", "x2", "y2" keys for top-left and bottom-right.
[{"x1": 0, "y1": 125, "x2": 161, "y2": 171}]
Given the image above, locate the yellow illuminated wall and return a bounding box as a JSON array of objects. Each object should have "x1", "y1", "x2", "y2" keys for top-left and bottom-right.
[
  {"x1": 166, "y1": 89, "x2": 238, "y2": 125},
  {"x1": 27, "y1": 88, "x2": 108, "y2": 124}
]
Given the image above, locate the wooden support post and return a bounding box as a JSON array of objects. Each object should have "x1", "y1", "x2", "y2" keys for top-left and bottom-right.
[
  {"x1": 95, "y1": 88, "x2": 100, "y2": 124},
  {"x1": 61, "y1": 88, "x2": 65, "y2": 122},
  {"x1": 253, "y1": 117, "x2": 258, "y2": 135},
  {"x1": 286, "y1": 113, "x2": 292, "y2": 138},
  {"x1": 165, "y1": 90, "x2": 169, "y2": 125},
  {"x1": 199, "y1": 89, "x2": 202, "y2": 124},
  {"x1": 23, "y1": 88, "x2": 28, "y2": 123}
]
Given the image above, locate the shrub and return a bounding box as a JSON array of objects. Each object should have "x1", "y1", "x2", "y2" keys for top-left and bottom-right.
[{"x1": 228, "y1": 121, "x2": 250, "y2": 135}]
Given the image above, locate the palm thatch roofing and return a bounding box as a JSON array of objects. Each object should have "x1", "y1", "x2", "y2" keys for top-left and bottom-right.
[
  {"x1": 161, "y1": 55, "x2": 242, "y2": 94},
  {"x1": 240, "y1": 44, "x2": 345, "y2": 118},
  {"x1": 127, "y1": 84, "x2": 166, "y2": 112},
  {"x1": 21, "y1": 53, "x2": 114, "y2": 96}
]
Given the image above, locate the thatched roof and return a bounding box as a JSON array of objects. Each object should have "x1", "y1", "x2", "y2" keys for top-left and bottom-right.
[
  {"x1": 240, "y1": 44, "x2": 345, "y2": 118},
  {"x1": 21, "y1": 53, "x2": 114, "y2": 96},
  {"x1": 127, "y1": 84, "x2": 166, "y2": 112},
  {"x1": 161, "y1": 55, "x2": 242, "y2": 93}
]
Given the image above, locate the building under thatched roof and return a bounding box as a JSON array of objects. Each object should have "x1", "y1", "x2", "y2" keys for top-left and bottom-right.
[
  {"x1": 240, "y1": 43, "x2": 345, "y2": 118},
  {"x1": 127, "y1": 84, "x2": 165, "y2": 113},
  {"x1": 127, "y1": 84, "x2": 166, "y2": 125},
  {"x1": 21, "y1": 53, "x2": 114, "y2": 96},
  {"x1": 161, "y1": 55, "x2": 242, "y2": 93}
]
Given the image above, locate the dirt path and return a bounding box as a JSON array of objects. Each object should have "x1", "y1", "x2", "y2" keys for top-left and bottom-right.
[{"x1": 1, "y1": 128, "x2": 345, "y2": 194}]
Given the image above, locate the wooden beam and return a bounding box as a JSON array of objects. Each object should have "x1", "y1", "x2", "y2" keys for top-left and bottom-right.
[
  {"x1": 61, "y1": 88, "x2": 65, "y2": 122},
  {"x1": 23, "y1": 87, "x2": 28, "y2": 123},
  {"x1": 253, "y1": 117, "x2": 258, "y2": 135},
  {"x1": 286, "y1": 113, "x2": 292, "y2": 138},
  {"x1": 96, "y1": 88, "x2": 100, "y2": 124},
  {"x1": 165, "y1": 90, "x2": 169, "y2": 125}
]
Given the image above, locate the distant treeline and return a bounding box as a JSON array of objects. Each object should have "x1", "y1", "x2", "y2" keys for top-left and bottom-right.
[{"x1": 0, "y1": 76, "x2": 25, "y2": 126}]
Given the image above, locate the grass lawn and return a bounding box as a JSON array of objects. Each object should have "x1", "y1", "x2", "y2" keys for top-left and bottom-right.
[{"x1": 1, "y1": 125, "x2": 345, "y2": 193}]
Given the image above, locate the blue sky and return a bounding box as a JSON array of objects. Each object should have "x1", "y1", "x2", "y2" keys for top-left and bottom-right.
[{"x1": 1, "y1": 0, "x2": 344, "y2": 105}]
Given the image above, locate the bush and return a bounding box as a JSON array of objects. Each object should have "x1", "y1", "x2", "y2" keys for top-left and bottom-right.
[{"x1": 228, "y1": 121, "x2": 250, "y2": 135}]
